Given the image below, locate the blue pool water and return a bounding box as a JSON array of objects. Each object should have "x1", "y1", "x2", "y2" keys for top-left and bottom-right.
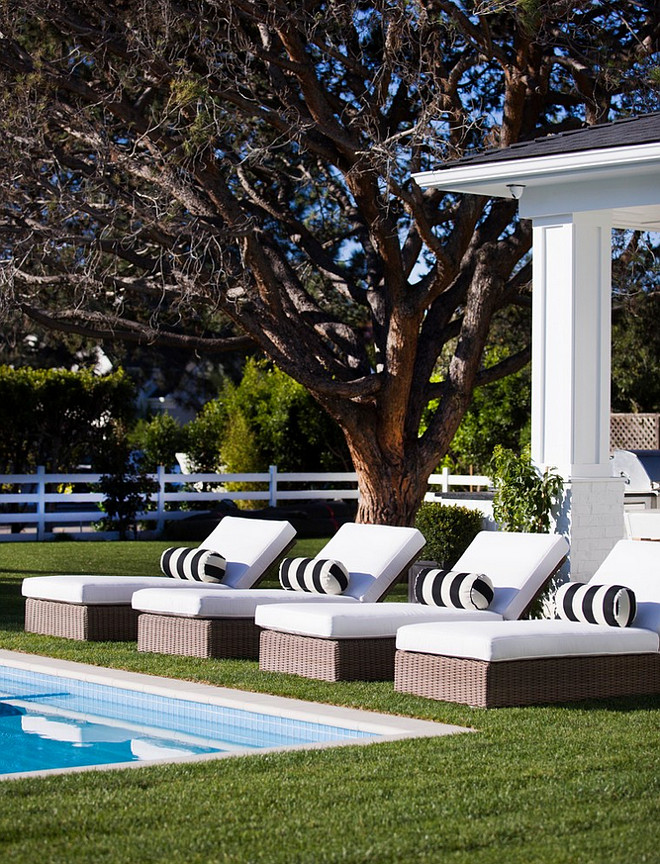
[{"x1": 0, "y1": 663, "x2": 378, "y2": 777}]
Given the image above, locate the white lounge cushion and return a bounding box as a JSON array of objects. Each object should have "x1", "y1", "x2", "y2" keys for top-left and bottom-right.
[
  {"x1": 255, "y1": 601, "x2": 502, "y2": 639},
  {"x1": 589, "y1": 539, "x2": 660, "y2": 634},
  {"x1": 453, "y1": 531, "x2": 569, "y2": 619},
  {"x1": 320, "y1": 523, "x2": 425, "y2": 602},
  {"x1": 395, "y1": 619, "x2": 660, "y2": 662},
  {"x1": 199, "y1": 516, "x2": 296, "y2": 589},
  {"x1": 131, "y1": 587, "x2": 359, "y2": 618},
  {"x1": 63, "y1": 522, "x2": 417, "y2": 618},
  {"x1": 21, "y1": 575, "x2": 233, "y2": 605},
  {"x1": 21, "y1": 516, "x2": 297, "y2": 604}
]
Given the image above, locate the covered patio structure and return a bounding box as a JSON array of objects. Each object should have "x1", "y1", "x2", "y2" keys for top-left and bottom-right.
[{"x1": 414, "y1": 114, "x2": 660, "y2": 579}]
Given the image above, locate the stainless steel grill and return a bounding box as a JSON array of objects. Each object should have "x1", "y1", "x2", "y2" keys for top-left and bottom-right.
[{"x1": 611, "y1": 449, "x2": 660, "y2": 509}]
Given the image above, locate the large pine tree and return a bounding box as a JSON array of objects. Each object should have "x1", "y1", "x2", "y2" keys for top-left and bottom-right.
[{"x1": 0, "y1": 1, "x2": 657, "y2": 523}]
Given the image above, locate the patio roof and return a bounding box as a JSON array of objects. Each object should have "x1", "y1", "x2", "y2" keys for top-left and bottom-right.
[
  {"x1": 412, "y1": 112, "x2": 660, "y2": 578},
  {"x1": 414, "y1": 114, "x2": 660, "y2": 230}
]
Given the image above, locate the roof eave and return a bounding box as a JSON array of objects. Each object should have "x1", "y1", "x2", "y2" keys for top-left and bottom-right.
[{"x1": 412, "y1": 141, "x2": 660, "y2": 200}]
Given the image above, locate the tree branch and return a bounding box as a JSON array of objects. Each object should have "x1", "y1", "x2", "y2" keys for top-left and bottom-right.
[{"x1": 20, "y1": 305, "x2": 255, "y2": 354}]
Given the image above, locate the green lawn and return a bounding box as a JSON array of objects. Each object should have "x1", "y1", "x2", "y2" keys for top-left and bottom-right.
[{"x1": 0, "y1": 541, "x2": 659, "y2": 863}]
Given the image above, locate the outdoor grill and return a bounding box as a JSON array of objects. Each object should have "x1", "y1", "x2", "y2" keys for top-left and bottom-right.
[{"x1": 610, "y1": 449, "x2": 660, "y2": 509}]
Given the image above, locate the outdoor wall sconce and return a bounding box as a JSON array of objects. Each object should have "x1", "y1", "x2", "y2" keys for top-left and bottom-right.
[{"x1": 506, "y1": 183, "x2": 526, "y2": 200}]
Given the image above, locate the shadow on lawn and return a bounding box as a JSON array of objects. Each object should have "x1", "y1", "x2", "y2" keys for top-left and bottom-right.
[
  {"x1": 0, "y1": 564, "x2": 85, "y2": 574},
  {"x1": 551, "y1": 692, "x2": 660, "y2": 713},
  {"x1": 0, "y1": 580, "x2": 25, "y2": 627}
]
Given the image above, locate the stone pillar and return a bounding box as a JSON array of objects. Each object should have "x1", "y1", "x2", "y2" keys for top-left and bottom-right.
[{"x1": 530, "y1": 210, "x2": 625, "y2": 578}]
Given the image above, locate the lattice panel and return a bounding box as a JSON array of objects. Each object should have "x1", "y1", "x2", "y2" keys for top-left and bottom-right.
[{"x1": 610, "y1": 413, "x2": 660, "y2": 451}]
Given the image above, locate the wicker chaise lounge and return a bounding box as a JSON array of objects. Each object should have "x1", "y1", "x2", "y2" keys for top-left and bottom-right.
[
  {"x1": 393, "y1": 539, "x2": 660, "y2": 707},
  {"x1": 22, "y1": 516, "x2": 296, "y2": 641},
  {"x1": 256, "y1": 531, "x2": 569, "y2": 681},
  {"x1": 132, "y1": 523, "x2": 425, "y2": 660}
]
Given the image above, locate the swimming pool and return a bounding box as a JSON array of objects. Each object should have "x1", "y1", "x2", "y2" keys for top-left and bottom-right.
[{"x1": 0, "y1": 651, "x2": 465, "y2": 779}]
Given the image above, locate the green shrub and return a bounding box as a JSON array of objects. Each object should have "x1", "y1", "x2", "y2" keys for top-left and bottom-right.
[
  {"x1": 0, "y1": 365, "x2": 135, "y2": 472},
  {"x1": 94, "y1": 426, "x2": 156, "y2": 539},
  {"x1": 490, "y1": 444, "x2": 564, "y2": 533},
  {"x1": 183, "y1": 357, "x2": 350, "y2": 474},
  {"x1": 130, "y1": 414, "x2": 186, "y2": 471},
  {"x1": 424, "y1": 346, "x2": 531, "y2": 475},
  {"x1": 414, "y1": 502, "x2": 484, "y2": 568},
  {"x1": 183, "y1": 397, "x2": 229, "y2": 472},
  {"x1": 221, "y1": 409, "x2": 267, "y2": 509},
  {"x1": 220, "y1": 358, "x2": 350, "y2": 472},
  {"x1": 490, "y1": 445, "x2": 566, "y2": 618}
]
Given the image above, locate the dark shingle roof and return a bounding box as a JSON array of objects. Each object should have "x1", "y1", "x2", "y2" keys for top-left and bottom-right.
[{"x1": 452, "y1": 113, "x2": 660, "y2": 168}]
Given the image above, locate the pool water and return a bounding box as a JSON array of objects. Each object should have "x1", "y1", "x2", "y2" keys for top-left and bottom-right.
[{"x1": 0, "y1": 663, "x2": 378, "y2": 777}]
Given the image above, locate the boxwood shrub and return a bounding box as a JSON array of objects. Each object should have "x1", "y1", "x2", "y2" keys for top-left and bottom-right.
[{"x1": 414, "y1": 502, "x2": 484, "y2": 568}]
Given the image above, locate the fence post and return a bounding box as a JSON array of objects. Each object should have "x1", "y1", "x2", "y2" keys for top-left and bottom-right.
[
  {"x1": 441, "y1": 466, "x2": 450, "y2": 493},
  {"x1": 269, "y1": 465, "x2": 278, "y2": 507},
  {"x1": 36, "y1": 465, "x2": 46, "y2": 541},
  {"x1": 156, "y1": 465, "x2": 165, "y2": 534}
]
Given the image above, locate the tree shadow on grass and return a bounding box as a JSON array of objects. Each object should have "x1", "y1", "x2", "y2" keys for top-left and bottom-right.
[
  {"x1": 0, "y1": 581, "x2": 25, "y2": 629},
  {"x1": 554, "y1": 693, "x2": 660, "y2": 712}
]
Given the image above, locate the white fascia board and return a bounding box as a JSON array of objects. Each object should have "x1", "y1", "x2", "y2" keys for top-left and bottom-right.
[{"x1": 412, "y1": 141, "x2": 660, "y2": 199}]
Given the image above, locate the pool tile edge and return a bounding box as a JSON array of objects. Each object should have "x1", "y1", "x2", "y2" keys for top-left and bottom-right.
[{"x1": 0, "y1": 649, "x2": 470, "y2": 749}]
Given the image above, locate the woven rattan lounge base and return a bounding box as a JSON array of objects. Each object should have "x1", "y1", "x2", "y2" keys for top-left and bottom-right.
[
  {"x1": 137, "y1": 612, "x2": 261, "y2": 659},
  {"x1": 24, "y1": 597, "x2": 140, "y2": 641},
  {"x1": 393, "y1": 649, "x2": 660, "y2": 708},
  {"x1": 259, "y1": 629, "x2": 396, "y2": 681}
]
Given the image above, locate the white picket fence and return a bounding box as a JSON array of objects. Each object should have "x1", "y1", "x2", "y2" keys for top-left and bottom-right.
[{"x1": 0, "y1": 465, "x2": 491, "y2": 541}]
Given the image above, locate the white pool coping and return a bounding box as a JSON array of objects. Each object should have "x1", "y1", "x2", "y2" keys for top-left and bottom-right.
[{"x1": 0, "y1": 650, "x2": 471, "y2": 780}]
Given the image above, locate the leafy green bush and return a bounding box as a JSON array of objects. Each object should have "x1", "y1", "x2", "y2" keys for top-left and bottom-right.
[
  {"x1": 414, "y1": 502, "x2": 484, "y2": 568},
  {"x1": 183, "y1": 397, "x2": 229, "y2": 472},
  {"x1": 184, "y1": 358, "x2": 350, "y2": 473},
  {"x1": 0, "y1": 365, "x2": 135, "y2": 472},
  {"x1": 130, "y1": 414, "x2": 186, "y2": 471},
  {"x1": 440, "y1": 347, "x2": 531, "y2": 474},
  {"x1": 490, "y1": 444, "x2": 564, "y2": 533}
]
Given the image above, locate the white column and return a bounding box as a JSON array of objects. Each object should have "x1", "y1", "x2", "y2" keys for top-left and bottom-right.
[
  {"x1": 531, "y1": 211, "x2": 613, "y2": 476},
  {"x1": 530, "y1": 210, "x2": 624, "y2": 580}
]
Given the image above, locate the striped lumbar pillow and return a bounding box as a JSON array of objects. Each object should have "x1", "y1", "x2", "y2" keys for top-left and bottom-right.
[
  {"x1": 414, "y1": 568, "x2": 494, "y2": 610},
  {"x1": 555, "y1": 582, "x2": 637, "y2": 627},
  {"x1": 279, "y1": 557, "x2": 350, "y2": 595},
  {"x1": 160, "y1": 547, "x2": 227, "y2": 583}
]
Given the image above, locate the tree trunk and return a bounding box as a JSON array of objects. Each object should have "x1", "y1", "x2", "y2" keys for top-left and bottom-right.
[
  {"x1": 341, "y1": 417, "x2": 429, "y2": 526},
  {"x1": 354, "y1": 455, "x2": 428, "y2": 526}
]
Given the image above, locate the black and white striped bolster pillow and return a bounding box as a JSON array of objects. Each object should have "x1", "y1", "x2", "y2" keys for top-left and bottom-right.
[
  {"x1": 414, "y1": 568, "x2": 494, "y2": 610},
  {"x1": 279, "y1": 557, "x2": 350, "y2": 595},
  {"x1": 555, "y1": 582, "x2": 637, "y2": 627},
  {"x1": 160, "y1": 547, "x2": 227, "y2": 583}
]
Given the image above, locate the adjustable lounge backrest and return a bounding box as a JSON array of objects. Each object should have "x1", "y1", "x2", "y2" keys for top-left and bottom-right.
[
  {"x1": 318, "y1": 523, "x2": 426, "y2": 602},
  {"x1": 453, "y1": 531, "x2": 569, "y2": 620},
  {"x1": 590, "y1": 539, "x2": 660, "y2": 634},
  {"x1": 201, "y1": 516, "x2": 296, "y2": 589}
]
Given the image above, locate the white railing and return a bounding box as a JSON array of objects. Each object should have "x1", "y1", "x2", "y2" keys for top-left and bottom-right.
[{"x1": 0, "y1": 465, "x2": 491, "y2": 541}]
